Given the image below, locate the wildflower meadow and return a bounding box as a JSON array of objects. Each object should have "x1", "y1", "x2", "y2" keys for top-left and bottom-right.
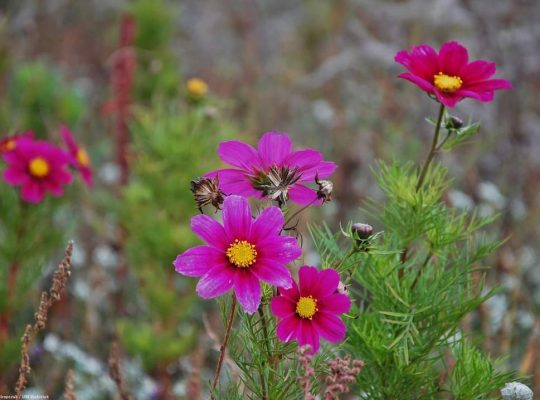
[{"x1": 0, "y1": 1, "x2": 539, "y2": 399}]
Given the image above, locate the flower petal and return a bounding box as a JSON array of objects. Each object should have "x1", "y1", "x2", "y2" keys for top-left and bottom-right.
[
  {"x1": 319, "y1": 293, "x2": 351, "y2": 314},
  {"x1": 439, "y1": 41, "x2": 469, "y2": 75},
  {"x1": 251, "y1": 206, "x2": 284, "y2": 241},
  {"x1": 395, "y1": 44, "x2": 439, "y2": 81},
  {"x1": 434, "y1": 91, "x2": 461, "y2": 108},
  {"x1": 3, "y1": 168, "x2": 28, "y2": 185},
  {"x1": 464, "y1": 78, "x2": 512, "y2": 93},
  {"x1": 298, "y1": 320, "x2": 320, "y2": 353},
  {"x1": 270, "y1": 295, "x2": 296, "y2": 318},
  {"x1": 191, "y1": 214, "x2": 230, "y2": 250},
  {"x1": 313, "y1": 312, "x2": 346, "y2": 343},
  {"x1": 252, "y1": 259, "x2": 293, "y2": 289},
  {"x1": 257, "y1": 132, "x2": 292, "y2": 169},
  {"x1": 206, "y1": 169, "x2": 260, "y2": 197},
  {"x1": 173, "y1": 245, "x2": 224, "y2": 277},
  {"x1": 288, "y1": 184, "x2": 321, "y2": 206},
  {"x1": 314, "y1": 268, "x2": 340, "y2": 298},
  {"x1": 298, "y1": 266, "x2": 320, "y2": 297},
  {"x1": 460, "y1": 60, "x2": 496, "y2": 82},
  {"x1": 276, "y1": 314, "x2": 299, "y2": 342},
  {"x1": 257, "y1": 236, "x2": 302, "y2": 264},
  {"x1": 222, "y1": 195, "x2": 252, "y2": 240},
  {"x1": 233, "y1": 270, "x2": 261, "y2": 314},
  {"x1": 279, "y1": 280, "x2": 300, "y2": 301},
  {"x1": 196, "y1": 263, "x2": 234, "y2": 298},
  {"x1": 398, "y1": 72, "x2": 436, "y2": 93},
  {"x1": 217, "y1": 140, "x2": 260, "y2": 170},
  {"x1": 21, "y1": 181, "x2": 44, "y2": 203}
]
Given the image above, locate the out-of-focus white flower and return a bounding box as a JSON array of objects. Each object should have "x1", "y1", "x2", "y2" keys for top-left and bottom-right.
[{"x1": 501, "y1": 382, "x2": 533, "y2": 400}]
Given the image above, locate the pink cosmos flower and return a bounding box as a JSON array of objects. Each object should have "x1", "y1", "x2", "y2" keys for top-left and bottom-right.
[
  {"x1": 2, "y1": 137, "x2": 73, "y2": 203},
  {"x1": 59, "y1": 126, "x2": 93, "y2": 188},
  {"x1": 206, "y1": 132, "x2": 337, "y2": 206},
  {"x1": 0, "y1": 132, "x2": 34, "y2": 154},
  {"x1": 173, "y1": 195, "x2": 302, "y2": 314},
  {"x1": 395, "y1": 41, "x2": 512, "y2": 107},
  {"x1": 271, "y1": 266, "x2": 351, "y2": 353}
]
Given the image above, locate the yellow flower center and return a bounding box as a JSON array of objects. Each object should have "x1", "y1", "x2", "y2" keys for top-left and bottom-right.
[
  {"x1": 3, "y1": 139, "x2": 16, "y2": 151},
  {"x1": 186, "y1": 78, "x2": 208, "y2": 97},
  {"x1": 29, "y1": 157, "x2": 50, "y2": 178},
  {"x1": 296, "y1": 296, "x2": 318, "y2": 319},
  {"x1": 77, "y1": 148, "x2": 90, "y2": 167},
  {"x1": 433, "y1": 72, "x2": 463, "y2": 92},
  {"x1": 226, "y1": 239, "x2": 257, "y2": 268}
]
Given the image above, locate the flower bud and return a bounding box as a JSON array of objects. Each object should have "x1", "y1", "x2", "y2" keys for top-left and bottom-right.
[
  {"x1": 501, "y1": 382, "x2": 533, "y2": 400},
  {"x1": 351, "y1": 223, "x2": 373, "y2": 241},
  {"x1": 445, "y1": 115, "x2": 464, "y2": 131}
]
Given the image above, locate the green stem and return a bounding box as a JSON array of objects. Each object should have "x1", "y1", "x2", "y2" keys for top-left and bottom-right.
[
  {"x1": 410, "y1": 252, "x2": 432, "y2": 291},
  {"x1": 401, "y1": 104, "x2": 446, "y2": 265},
  {"x1": 282, "y1": 197, "x2": 319, "y2": 230},
  {"x1": 415, "y1": 104, "x2": 446, "y2": 192}
]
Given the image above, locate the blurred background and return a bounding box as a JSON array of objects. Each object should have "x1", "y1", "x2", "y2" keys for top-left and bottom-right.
[{"x1": 0, "y1": 0, "x2": 539, "y2": 398}]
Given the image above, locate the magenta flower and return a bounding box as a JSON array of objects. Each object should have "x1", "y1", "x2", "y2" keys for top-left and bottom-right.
[
  {"x1": 395, "y1": 41, "x2": 512, "y2": 107},
  {"x1": 173, "y1": 195, "x2": 302, "y2": 314},
  {"x1": 2, "y1": 137, "x2": 73, "y2": 203},
  {"x1": 60, "y1": 126, "x2": 93, "y2": 188},
  {"x1": 0, "y1": 132, "x2": 34, "y2": 154},
  {"x1": 271, "y1": 266, "x2": 351, "y2": 353},
  {"x1": 206, "y1": 132, "x2": 337, "y2": 206}
]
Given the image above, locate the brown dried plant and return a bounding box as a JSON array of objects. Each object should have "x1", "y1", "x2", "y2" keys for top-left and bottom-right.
[
  {"x1": 63, "y1": 369, "x2": 76, "y2": 400},
  {"x1": 108, "y1": 342, "x2": 133, "y2": 400},
  {"x1": 15, "y1": 241, "x2": 74, "y2": 399}
]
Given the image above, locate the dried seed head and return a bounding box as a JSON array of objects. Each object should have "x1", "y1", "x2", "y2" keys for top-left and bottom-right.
[
  {"x1": 190, "y1": 176, "x2": 225, "y2": 213},
  {"x1": 501, "y1": 382, "x2": 533, "y2": 400},
  {"x1": 315, "y1": 173, "x2": 333, "y2": 203},
  {"x1": 252, "y1": 166, "x2": 301, "y2": 207}
]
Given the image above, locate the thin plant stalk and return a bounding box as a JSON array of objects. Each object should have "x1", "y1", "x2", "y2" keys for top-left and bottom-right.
[
  {"x1": 211, "y1": 295, "x2": 237, "y2": 393},
  {"x1": 401, "y1": 103, "x2": 446, "y2": 266},
  {"x1": 415, "y1": 104, "x2": 446, "y2": 192}
]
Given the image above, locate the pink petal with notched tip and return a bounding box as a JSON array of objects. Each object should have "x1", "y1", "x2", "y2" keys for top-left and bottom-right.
[
  {"x1": 276, "y1": 314, "x2": 299, "y2": 342},
  {"x1": 196, "y1": 263, "x2": 234, "y2": 299},
  {"x1": 257, "y1": 132, "x2": 292, "y2": 169},
  {"x1": 222, "y1": 195, "x2": 252, "y2": 240},
  {"x1": 313, "y1": 312, "x2": 347, "y2": 343},
  {"x1": 251, "y1": 259, "x2": 292, "y2": 289},
  {"x1": 217, "y1": 140, "x2": 260, "y2": 170},
  {"x1": 270, "y1": 295, "x2": 296, "y2": 318},
  {"x1": 191, "y1": 214, "x2": 230, "y2": 250},
  {"x1": 439, "y1": 41, "x2": 469, "y2": 75},
  {"x1": 233, "y1": 270, "x2": 261, "y2": 314},
  {"x1": 173, "y1": 245, "x2": 224, "y2": 277}
]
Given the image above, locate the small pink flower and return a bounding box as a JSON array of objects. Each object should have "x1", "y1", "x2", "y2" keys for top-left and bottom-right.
[
  {"x1": 2, "y1": 137, "x2": 73, "y2": 203},
  {"x1": 173, "y1": 195, "x2": 302, "y2": 314},
  {"x1": 271, "y1": 266, "x2": 351, "y2": 353},
  {"x1": 206, "y1": 132, "x2": 337, "y2": 206},
  {"x1": 395, "y1": 41, "x2": 512, "y2": 107},
  {"x1": 59, "y1": 126, "x2": 93, "y2": 188},
  {"x1": 0, "y1": 132, "x2": 34, "y2": 154}
]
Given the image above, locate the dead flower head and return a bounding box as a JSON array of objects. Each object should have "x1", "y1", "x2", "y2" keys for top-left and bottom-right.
[{"x1": 190, "y1": 176, "x2": 225, "y2": 213}]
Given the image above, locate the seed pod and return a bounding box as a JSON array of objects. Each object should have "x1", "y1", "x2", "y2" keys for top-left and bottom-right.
[
  {"x1": 190, "y1": 176, "x2": 225, "y2": 213},
  {"x1": 315, "y1": 173, "x2": 333, "y2": 203}
]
